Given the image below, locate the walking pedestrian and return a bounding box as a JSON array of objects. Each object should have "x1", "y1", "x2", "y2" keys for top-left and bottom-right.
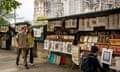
[
  {"x1": 16, "y1": 26, "x2": 29, "y2": 69},
  {"x1": 27, "y1": 26, "x2": 35, "y2": 65}
]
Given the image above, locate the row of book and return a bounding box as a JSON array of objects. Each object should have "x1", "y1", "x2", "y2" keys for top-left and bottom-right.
[
  {"x1": 80, "y1": 36, "x2": 98, "y2": 43},
  {"x1": 80, "y1": 35, "x2": 110, "y2": 43},
  {"x1": 44, "y1": 40, "x2": 72, "y2": 54},
  {"x1": 49, "y1": 53, "x2": 66, "y2": 65}
]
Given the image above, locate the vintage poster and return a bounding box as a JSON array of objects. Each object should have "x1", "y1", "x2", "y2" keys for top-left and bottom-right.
[
  {"x1": 44, "y1": 40, "x2": 50, "y2": 50},
  {"x1": 72, "y1": 45, "x2": 80, "y2": 65},
  {"x1": 101, "y1": 48, "x2": 113, "y2": 65}
]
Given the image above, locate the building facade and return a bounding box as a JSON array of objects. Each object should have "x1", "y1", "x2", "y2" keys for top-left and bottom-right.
[{"x1": 33, "y1": 0, "x2": 120, "y2": 24}]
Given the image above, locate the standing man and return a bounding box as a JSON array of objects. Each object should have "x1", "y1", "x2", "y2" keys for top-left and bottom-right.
[
  {"x1": 81, "y1": 46, "x2": 104, "y2": 72},
  {"x1": 16, "y1": 26, "x2": 29, "y2": 69}
]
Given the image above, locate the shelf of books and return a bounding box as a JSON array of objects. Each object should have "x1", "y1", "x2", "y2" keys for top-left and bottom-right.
[{"x1": 43, "y1": 8, "x2": 120, "y2": 69}]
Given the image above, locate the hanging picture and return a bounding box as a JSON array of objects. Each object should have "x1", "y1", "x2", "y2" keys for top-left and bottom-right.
[
  {"x1": 101, "y1": 48, "x2": 113, "y2": 65},
  {"x1": 72, "y1": 45, "x2": 80, "y2": 65},
  {"x1": 65, "y1": 19, "x2": 77, "y2": 28},
  {"x1": 71, "y1": 19, "x2": 77, "y2": 28},
  {"x1": 84, "y1": 18, "x2": 92, "y2": 30},
  {"x1": 0, "y1": 26, "x2": 9, "y2": 32},
  {"x1": 33, "y1": 27, "x2": 43, "y2": 37},
  {"x1": 65, "y1": 19, "x2": 72, "y2": 28},
  {"x1": 47, "y1": 24, "x2": 54, "y2": 32},
  {"x1": 79, "y1": 18, "x2": 84, "y2": 31},
  {"x1": 54, "y1": 21, "x2": 62, "y2": 27},
  {"x1": 44, "y1": 40, "x2": 50, "y2": 50},
  {"x1": 109, "y1": 14, "x2": 118, "y2": 29},
  {"x1": 66, "y1": 42, "x2": 72, "y2": 53},
  {"x1": 89, "y1": 18, "x2": 97, "y2": 27}
]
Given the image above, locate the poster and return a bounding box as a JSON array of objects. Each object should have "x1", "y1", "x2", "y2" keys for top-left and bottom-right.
[
  {"x1": 72, "y1": 45, "x2": 80, "y2": 65},
  {"x1": 101, "y1": 48, "x2": 113, "y2": 65},
  {"x1": 33, "y1": 27, "x2": 43, "y2": 37},
  {"x1": 44, "y1": 40, "x2": 50, "y2": 50}
]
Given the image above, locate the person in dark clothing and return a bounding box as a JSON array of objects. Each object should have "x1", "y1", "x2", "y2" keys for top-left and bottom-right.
[
  {"x1": 81, "y1": 46, "x2": 104, "y2": 72},
  {"x1": 16, "y1": 26, "x2": 29, "y2": 69}
]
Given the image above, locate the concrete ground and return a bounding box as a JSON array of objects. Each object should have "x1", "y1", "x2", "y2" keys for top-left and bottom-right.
[{"x1": 0, "y1": 43, "x2": 80, "y2": 72}]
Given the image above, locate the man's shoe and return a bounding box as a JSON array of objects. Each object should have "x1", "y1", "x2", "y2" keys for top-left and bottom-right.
[
  {"x1": 25, "y1": 65, "x2": 29, "y2": 69},
  {"x1": 16, "y1": 62, "x2": 19, "y2": 66}
]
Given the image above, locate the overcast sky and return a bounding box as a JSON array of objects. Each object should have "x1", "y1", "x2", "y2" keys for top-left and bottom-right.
[{"x1": 15, "y1": 0, "x2": 34, "y2": 22}]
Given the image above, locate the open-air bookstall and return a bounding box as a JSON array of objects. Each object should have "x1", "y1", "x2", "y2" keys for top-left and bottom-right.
[{"x1": 40, "y1": 8, "x2": 120, "y2": 71}]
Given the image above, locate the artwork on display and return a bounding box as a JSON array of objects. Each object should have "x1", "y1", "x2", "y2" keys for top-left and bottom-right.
[
  {"x1": 66, "y1": 42, "x2": 72, "y2": 53},
  {"x1": 65, "y1": 19, "x2": 77, "y2": 28},
  {"x1": 45, "y1": 40, "x2": 73, "y2": 54},
  {"x1": 0, "y1": 26, "x2": 9, "y2": 32},
  {"x1": 79, "y1": 19, "x2": 84, "y2": 31},
  {"x1": 47, "y1": 24, "x2": 54, "y2": 32},
  {"x1": 65, "y1": 19, "x2": 72, "y2": 28},
  {"x1": 89, "y1": 18, "x2": 97, "y2": 27},
  {"x1": 71, "y1": 19, "x2": 77, "y2": 28},
  {"x1": 15, "y1": 25, "x2": 27, "y2": 32},
  {"x1": 84, "y1": 18, "x2": 93, "y2": 30},
  {"x1": 44, "y1": 40, "x2": 50, "y2": 50},
  {"x1": 109, "y1": 14, "x2": 118, "y2": 29},
  {"x1": 54, "y1": 21, "x2": 62, "y2": 27},
  {"x1": 72, "y1": 45, "x2": 80, "y2": 65},
  {"x1": 33, "y1": 27, "x2": 43, "y2": 37},
  {"x1": 101, "y1": 48, "x2": 113, "y2": 65},
  {"x1": 49, "y1": 41, "x2": 54, "y2": 51}
]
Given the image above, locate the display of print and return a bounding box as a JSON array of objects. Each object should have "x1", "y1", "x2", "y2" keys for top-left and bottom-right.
[
  {"x1": 79, "y1": 19, "x2": 84, "y2": 31},
  {"x1": 65, "y1": 19, "x2": 77, "y2": 28},
  {"x1": 33, "y1": 27, "x2": 43, "y2": 37},
  {"x1": 0, "y1": 26, "x2": 9, "y2": 32},
  {"x1": 101, "y1": 48, "x2": 113, "y2": 65},
  {"x1": 45, "y1": 40, "x2": 72, "y2": 54},
  {"x1": 44, "y1": 40, "x2": 50, "y2": 50},
  {"x1": 47, "y1": 24, "x2": 54, "y2": 32},
  {"x1": 66, "y1": 42, "x2": 72, "y2": 53},
  {"x1": 103, "y1": 51, "x2": 111, "y2": 62},
  {"x1": 72, "y1": 45, "x2": 80, "y2": 65}
]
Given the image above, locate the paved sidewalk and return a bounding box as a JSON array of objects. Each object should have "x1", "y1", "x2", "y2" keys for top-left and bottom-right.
[{"x1": 0, "y1": 43, "x2": 80, "y2": 72}]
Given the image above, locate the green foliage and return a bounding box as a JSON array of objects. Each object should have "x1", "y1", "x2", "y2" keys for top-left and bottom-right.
[
  {"x1": 0, "y1": 0, "x2": 21, "y2": 14},
  {"x1": 0, "y1": 0, "x2": 21, "y2": 25},
  {"x1": 0, "y1": 16, "x2": 9, "y2": 25}
]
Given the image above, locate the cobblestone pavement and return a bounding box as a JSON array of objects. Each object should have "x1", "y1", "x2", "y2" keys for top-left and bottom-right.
[{"x1": 0, "y1": 43, "x2": 80, "y2": 72}]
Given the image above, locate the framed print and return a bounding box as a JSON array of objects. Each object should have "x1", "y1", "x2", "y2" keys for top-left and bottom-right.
[
  {"x1": 0, "y1": 26, "x2": 9, "y2": 32},
  {"x1": 54, "y1": 21, "x2": 62, "y2": 27},
  {"x1": 44, "y1": 40, "x2": 50, "y2": 50},
  {"x1": 33, "y1": 27, "x2": 43, "y2": 37},
  {"x1": 65, "y1": 19, "x2": 72, "y2": 28},
  {"x1": 65, "y1": 19, "x2": 77, "y2": 28},
  {"x1": 71, "y1": 19, "x2": 77, "y2": 28},
  {"x1": 47, "y1": 24, "x2": 54, "y2": 32},
  {"x1": 101, "y1": 48, "x2": 113, "y2": 65},
  {"x1": 79, "y1": 18, "x2": 84, "y2": 31},
  {"x1": 72, "y1": 45, "x2": 80, "y2": 65}
]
